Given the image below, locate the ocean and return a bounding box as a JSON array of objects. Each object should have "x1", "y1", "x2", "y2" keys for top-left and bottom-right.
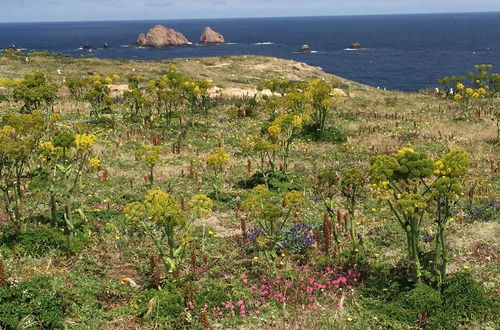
[{"x1": 1, "y1": 12, "x2": 500, "y2": 92}]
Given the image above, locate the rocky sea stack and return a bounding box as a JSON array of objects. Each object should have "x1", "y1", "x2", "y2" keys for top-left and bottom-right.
[
  {"x1": 347, "y1": 42, "x2": 363, "y2": 50},
  {"x1": 200, "y1": 26, "x2": 226, "y2": 45},
  {"x1": 298, "y1": 44, "x2": 312, "y2": 53},
  {"x1": 136, "y1": 25, "x2": 190, "y2": 47}
]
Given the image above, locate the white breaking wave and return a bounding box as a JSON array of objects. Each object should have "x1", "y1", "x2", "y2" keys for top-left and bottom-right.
[{"x1": 253, "y1": 42, "x2": 274, "y2": 45}]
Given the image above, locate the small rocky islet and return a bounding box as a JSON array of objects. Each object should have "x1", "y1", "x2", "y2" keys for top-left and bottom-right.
[{"x1": 135, "y1": 25, "x2": 226, "y2": 47}]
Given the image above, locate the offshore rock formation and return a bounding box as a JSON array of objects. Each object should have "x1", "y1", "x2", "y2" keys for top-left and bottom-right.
[
  {"x1": 199, "y1": 26, "x2": 226, "y2": 45},
  {"x1": 298, "y1": 44, "x2": 312, "y2": 53},
  {"x1": 347, "y1": 42, "x2": 363, "y2": 50},
  {"x1": 136, "y1": 25, "x2": 189, "y2": 47}
]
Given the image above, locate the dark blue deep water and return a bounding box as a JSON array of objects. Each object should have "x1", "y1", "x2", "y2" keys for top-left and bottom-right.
[{"x1": 1, "y1": 13, "x2": 500, "y2": 91}]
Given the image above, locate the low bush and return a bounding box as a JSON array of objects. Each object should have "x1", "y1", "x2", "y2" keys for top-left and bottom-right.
[
  {"x1": 302, "y1": 123, "x2": 349, "y2": 143},
  {"x1": 362, "y1": 271, "x2": 493, "y2": 328},
  {"x1": 0, "y1": 276, "x2": 66, "y2": 329}
]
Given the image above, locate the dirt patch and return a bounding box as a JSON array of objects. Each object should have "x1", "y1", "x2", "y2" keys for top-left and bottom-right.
[
  {"x1": 109, "y1": 84, "x2": 130, "y2": 98},
  {"x1": 195, "y1": 212, "x2": 240, "y2": 238},
  {"x1": 107, "y1": 263, "x2": 140, "y2": 283}
]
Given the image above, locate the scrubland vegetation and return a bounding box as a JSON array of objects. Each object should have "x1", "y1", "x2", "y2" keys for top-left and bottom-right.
[{"x1": 0, "y1": 50, "x2": 499, "y2": 329}]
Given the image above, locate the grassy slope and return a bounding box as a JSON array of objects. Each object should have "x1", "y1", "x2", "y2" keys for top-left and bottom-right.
[{"x1": 0, "y1": 53, "x2": 499, "y2": 329}]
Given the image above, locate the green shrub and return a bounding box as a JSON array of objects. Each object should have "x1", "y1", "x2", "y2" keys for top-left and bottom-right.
[
  {"x1": 363, "y1": 272, "x2": 494, "y2": 328},
  {"x1": 302, "y1": 123, "x2": 349, "y2": 143},
  {"x1": 15, "y1": 226, "x2": 68, "y2": 257},
  {"x1": 208, "y1": 190, "x2": 237, "y2": 208},
  {"x1": 441, "y1": 272, "x2": 490, "y2": 321},
  {"x1": 0, "y1": 277, "x2": 66, "y2": 329},
  {"x1": 384, "y1": 96, "x2": 398, "y2": 107},
  {"x1": 241, "y1": 170, "x2": 310, "y2": 192},
  {"x1": 133, "y1": 284, "x2": 185, "y2": 327}
]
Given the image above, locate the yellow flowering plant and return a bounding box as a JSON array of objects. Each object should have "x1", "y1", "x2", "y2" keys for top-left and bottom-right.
[
  {"x1": 83, "y1": 74, "x2": 117, "y2": 118},
  {"x1": 135, "y1": 145, "x2": 162, "y2": 187},
  {"x1": 89, "y1": 157, "x2": 102, "y2": 171},
  {"x1": 370, "y1": 147, "x2": 471, "y2": 285},
  {"x1": 12, "y1": 70, "x2": 58, "y2": 114},
  {"x1": 428, "y1": 149, "x2": 470, "y2": 288},
  {"x1": 305, "y1": 79, "x2": 337, "y2": 137},
  {"x1": 39, "y1": 129, "x2": 97, "y2": 229},
  {"x1": 266, "y1": 113, "x2": 304, "y2": 172},
  {"x1": 369, "y1": 148, "x2": 435, "y2": 283},
  {"x1": 316, "y1": 167, "x2": 365, "y2": 257},
  {"x1": 124, "y1": 189, "x2": 212, "y2": 273},
  {"x1": 188, "y1": 194, "x2": 214, "y2": 217},
  {"x1": 241, "y1": 185, "x2": 304, "y2": 254},
  {"x1": 0, "y1": 110, "x2": 47, "y2": 232},
  {"x1": 180, "y1": 75, "x2": 211, "y2": 125},
  {"x1": 146, "y1": 65, "x2": 195, "y2": 127},
  {"x1": 123, "y1": 76, "x2": 153, "y2": 125},
  {"x1": 206, "y1": 147, "x2": 230, "y2": 199},
  {"x1": 440, "y1": 64, "x2": 499, "y2": 118}
]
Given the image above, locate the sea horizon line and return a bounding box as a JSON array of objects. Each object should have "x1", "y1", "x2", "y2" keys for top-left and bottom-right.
[{"x1": 1, "y1": 10, "x2": 499, "y2": 25}]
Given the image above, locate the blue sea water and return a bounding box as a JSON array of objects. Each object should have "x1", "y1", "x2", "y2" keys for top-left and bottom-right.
[{"x1": 1, "y1": 12, "x2": 500, "y2": 91}]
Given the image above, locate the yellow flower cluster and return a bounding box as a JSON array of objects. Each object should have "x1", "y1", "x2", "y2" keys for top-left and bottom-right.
[
  {"x1": 242, "y1": 184, "x2": 270, "y2": 211},
  {"x1": 433, "y1": 159, "x2": 452, "y2": 176},
  {"x1": 291, "y1": 115, "x2": 303, "y2": 129},
  {"x1": 397, "y1": 147, "x2": 414, "y2": 156},
  {"x1": 75, "y1": 133, "x2": 97, "y2": 153},
  {"x1": 207, "y1": 147, "x2": 230, "y2": 168},
  {"x1": 371, "y1": 180, "x2": 394, "y2": 201},
  {"x1": 188, "y1": 194, "x2": 213, "y2": 216},
  {"x1": 40, "y1": 141, "x2": 55, "y2": 154},
  {"x1": 89, "y1": 157, "x2": 102, "y2": 170},
  {"x1": 39, "y1": 140, "x2": 69, "y2": 160},
  {"x1": 143, "y1": 189, "x2": 186, "y2": 226},
  {"x1": 267, "y1": 124, "x2": 281, "y2": 138},
  {"x1": 454, "y1": 85, "x2": 487, "y2": 102},
  {"x1": 283, "y1": 190, "x2": 304, "y2": 210}
]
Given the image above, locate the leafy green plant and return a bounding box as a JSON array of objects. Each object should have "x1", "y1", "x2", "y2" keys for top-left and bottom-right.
[
  {"x1": 340, "y1": 168, "x2": 365, "y2": 258},
  {"x1": 363, "y1": 272, "x2": 493, "y2": 329}
]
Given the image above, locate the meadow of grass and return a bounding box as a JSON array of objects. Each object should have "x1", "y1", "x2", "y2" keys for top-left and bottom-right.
[{"x1": 0, "y1": 51, "x2": 498, "y2": 329}]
